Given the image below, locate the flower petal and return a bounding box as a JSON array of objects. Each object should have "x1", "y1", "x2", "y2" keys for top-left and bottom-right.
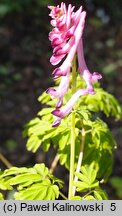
[{"x1": 77, "y1": 39, "x2": 102, "y2": 92}]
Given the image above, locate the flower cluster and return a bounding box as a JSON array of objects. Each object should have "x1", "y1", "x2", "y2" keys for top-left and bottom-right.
[{"x1": 46, "y1": 2, "x2": 102, "y2": 127}]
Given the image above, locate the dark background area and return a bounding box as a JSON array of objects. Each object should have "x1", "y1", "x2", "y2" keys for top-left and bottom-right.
[{"x1": 0, "y1": 0, "x2": 122, "y2": 199}]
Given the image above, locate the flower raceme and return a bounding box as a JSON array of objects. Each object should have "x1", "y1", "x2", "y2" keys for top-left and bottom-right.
[{"x1": 47, "y1": 2, "x2": 102, "y2": 127}]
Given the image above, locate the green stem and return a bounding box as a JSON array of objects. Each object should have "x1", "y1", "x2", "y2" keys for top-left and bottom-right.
[
  {"x1": 49, "y1": 154, "x2": 59, "y2": 174},
  {"x1": 73, "y1": 127, "x2": 85, "y2": 196},
  {"x1": 83, "y1": 190, "x2": 94, "y2": 199},
  {"x1": 59, "y1": 191, "x2": 67, "y2": 200},
  {"x1": 68, "y1": 56, "x2": 76, "y2": 200},
  {"x1": 0, "y1": 153, "x2": 12, "y2": 168}
]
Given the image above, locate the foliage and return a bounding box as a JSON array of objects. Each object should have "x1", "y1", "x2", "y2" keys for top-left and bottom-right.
[
  {"x1": 0, "y1": 75, "x2": 122, "y2": 200},
  {"x1": 0, "y1": 164, "x2": 61, "y2": 200},
  {"x1": 74, "y1": 164, "x2": 108, "y2": 200}
]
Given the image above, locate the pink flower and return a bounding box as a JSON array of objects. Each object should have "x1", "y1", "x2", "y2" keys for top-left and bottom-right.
[
  {"x1": 51, "y1": 11, "x2": 86, "y2": 79},
  {"x1": 52, "y1": 88, "x2": 90, "y2": 127},
  {"x1": 46, "y1": 69, "x2": 70, "y2": 108},
  {"x1": 77, "y1": 38, "x2": 102, "y2": 93},
  {"x1": 48, "y1": 3, "x2": 85, "y2": 66},
  {"x1": 47, "y1": 3, "x2": 102, "y2": 127}
]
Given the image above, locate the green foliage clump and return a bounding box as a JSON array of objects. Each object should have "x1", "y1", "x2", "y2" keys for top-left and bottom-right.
[
  {"x1": 0, "y1": 164, "x2": 62, "y2": 200},
  {"x1": 0, "y1": 76, "x2": 122, "y2": 200}
]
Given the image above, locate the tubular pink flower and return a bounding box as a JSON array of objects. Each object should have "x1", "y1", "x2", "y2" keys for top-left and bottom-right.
[
  {"x1": 77, "y1": 38, "x2": 102, "y2": 93},
  {"x1": 48, "y1": 4, "x2": 85, "y2": 66},
  {"x1": 52, "y1": 58, "x2": 71, "y2": 79},
  {"x1": 51, "y1": 88, "x2": 90, "y2": 127},
  {"x1": 52, "y1": 117, "x2": 61, "y2": 127},
  {"x1": 62, "y1": 11, "x2": 86, "y2": 69},
  {"x1": 46, "y1": 68, "x2": 70, "y2": 108},
  {"x1": 47, "y1": 3, "x2": 102, "y2": 127},
  {"x1": 53, "y1": 36, "x2": 75, "y2": 56},
  {"x1": 66, "y1": 4, "x2": 72, "y2": 29},
  {"x1": 51, "y1": 11, "x2": 86, "y2": 78}
]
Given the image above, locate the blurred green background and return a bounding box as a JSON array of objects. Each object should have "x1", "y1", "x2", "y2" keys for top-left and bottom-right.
[{"x1": 0, "y1": 0, "x2": 122, "y2": 199}]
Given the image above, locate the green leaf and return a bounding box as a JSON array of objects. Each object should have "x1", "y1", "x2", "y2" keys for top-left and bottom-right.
[
  {"x1": 84, "y1": 195, "x2": 95, "y2": 200},
  {"x1": 23, "y1": 117, "x2": 41, "y2": 137},
  {"x1": 8, "y1": 173, "x2": 42, "y2": 187},
  {"x1": 0, "y1": 177, "x2": 13, "y2": 190},
  {"x1": 14, "y1": 180, "x2": 59, "y2": 200},
  {"x1": 82, "y1": 118, "x2": 116, "y2": 180},
  {"x1": 28, "y1": 120, "x2": 52, "y2": 136},
  {"x1": 2, "y1": 164, "x2": 49, "y2": 190},
  {"x1": 33, "y1": 164, "x2": 48, "y2": 178},
  {"x1": 71, "y1": 196, "x2": 82, "y2": 200},
  {"x1": 75, "y1": 173, "x2": 91, "y2": 185},
  {"x1": 49, "y1": 174, "x2": 64, "y2": 189},
  {"x1": 74, "y1": 181, "x2": 90, "y2": 192},
  {"x1": 76, "y1": 108, "x2": 91, "y2": 121},
  {"x1": 1, "y1": 167, "x2": 28, "y2": 177},
  {"x1": 42, "y1": 129, "x2": 57, "y2": 141},
  {"x1": 81, "y1": 164, "x2": 97, "y2": 184},
  {"x1": 24, "y1": 112, "x2": 70, "y2": 153},
  {"x1": 59, "y1": 131, "x2": 70, "y2": 150},
  {"x1": 94, "y1": 191, "x2": 103, "y2": 200},
  {"x1": 75, "y1": 164, "x2": 99, "y2": 192},
  {"x1": 0, "y1": 163, "x2": 62, "y2": 200},
  {"x1": 42, "y1": 139, "x2": 50, "y2": 152},
  {"x1": 26, "y1": 135, "x2": 42, "y2": 152},
  {"x1": 38, "y1": 108, "x2": 54, "y2": 117},
  {"x1": 80, "y1": 87, "x2": 122, "y2": 120},
  {"x1": 94, "y1": 188, "x2": 108, "y2": 200},
  {"x1": 38, "y1": 92, "x2": 50, "y2": 104},
  {"x1": 58, "y1": 145, "x2": 70, "y2": 169}
]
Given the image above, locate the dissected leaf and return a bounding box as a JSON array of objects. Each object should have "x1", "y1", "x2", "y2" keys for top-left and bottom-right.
[
  {"x1": 34, "y1": 164, "x2": 48, "y2": 178},
  {"x1": 94, "y1": 188, "x2": 108, "y2": 200},
  {"x1": 75, "y1": 164, "x2": 99, "y2": 192},
  {"x1": 27, "y1": 135, "x2": 42, "y2": 152},
  {"x1": 80, "y1": 87, "x2": 122, "y2": 120},
  {"x1": 0, "y1": 177, "x2": 13, "y2": 190},
  {"x1": 14, "y1": 180, "x2": 59, "y2": 200},
  {"x1": 59, "y1": 131, "x2": 70, "y2": 150}
]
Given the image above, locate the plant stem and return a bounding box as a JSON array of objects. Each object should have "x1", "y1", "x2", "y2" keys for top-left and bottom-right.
[
  {"x1": 68, "y1": 56, "x2": 76, "y2": 199},
  {"x1": 0, "y1": 153, "x2": 12, "y2": 168},
  {"x1": 49, "y1": 154, "x2": 59, "y2": 174},
  {"x1": 59, "y1": 191, "x2": 67, "y2": 200},
  {"x1": 83, "y1": 190, "x2": 94, "y2": 199},
  {"x1": 73, "y1": 127, "x2": 85, "y2": 196}
]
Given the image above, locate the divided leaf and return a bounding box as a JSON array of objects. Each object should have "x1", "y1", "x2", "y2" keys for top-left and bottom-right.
[
  {"x1": 74, "y1": 164, "x2": 99, "y2": 192},
  {"x1": 83, "y1": 118, "x2": 116, "y2": 180},
  {"x1": 14, "y1": 180, "x2": 59, "y2": 200},
  {"x1": 0, "y1": 163, "x2": 61, "y2": 200},
  {"x1": 79, "y1": 87, "x2": 122, "y2": 120},
  {"x1": 94, "y1": 188, "x2": 108, "y2": 200}
]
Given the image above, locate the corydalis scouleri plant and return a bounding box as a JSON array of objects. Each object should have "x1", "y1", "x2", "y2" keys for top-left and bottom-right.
[
  {"x1": 47, "y1": 2, "x2": 103, "y2": 199},
  {"x1": 47, "y1": 2, "x2": 102, "y2": 127}
]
